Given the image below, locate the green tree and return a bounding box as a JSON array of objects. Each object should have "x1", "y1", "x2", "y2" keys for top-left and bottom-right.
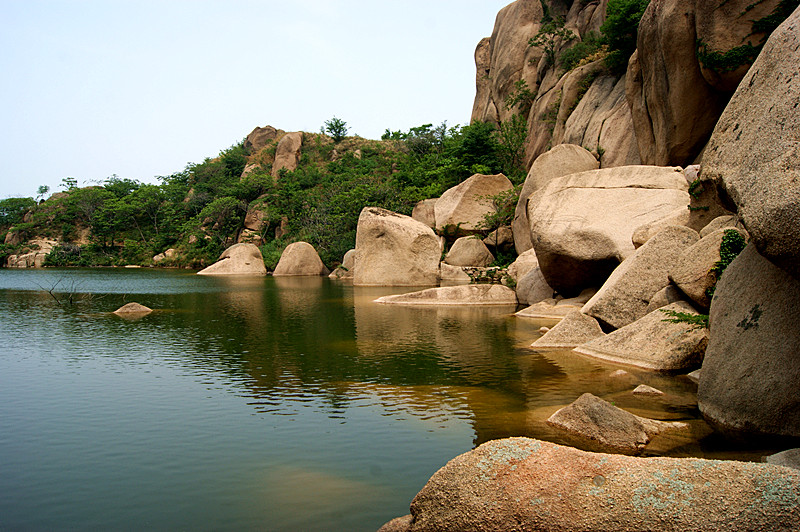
[
  {"x1": 36, "y1": 185, "x2": 50, "y2": 201},
  {"x1": 493, "y1": 114, "x2": 528, "y2": 183},
  {"x1": 529, "y1": 18, "x2": 575, "y2": 67},
  {"x1": 323, "y1": 117, "x2": 349, "y2": 143},
  {"x1": 0, "y1": 197, "x2": 36, "y2": 226},
  {"x1": 61, "y1": 177, "x2": 78, "y2": 190},
  {"x1": 601, "y1": 0, "x2": 650, "y2": 73}
]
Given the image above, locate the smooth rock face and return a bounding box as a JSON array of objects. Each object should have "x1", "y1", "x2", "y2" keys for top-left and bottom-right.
[
  {"x1": 383, "y1": 437, "x2": 800, "y2": 531},
  {"x1": 505, "y1": 248, "x2": 538, "y2": 283},
  {"x1": 514, "y1": 265, "x2": 553, "y2": 306},
  {"x1": 767, "y1": 449, "x2": 800, "y2": 471},
  {"x1": 374, "y1": 285, "x2": 517, "y2": 306},
  {"x1": 582, "y1": 225, "x2": 700, "y2": 329},
  {"x1": 197, "y1": 243, "x2": 267, "y2": 276},
  {"x1": 6, "y1": 239, "x2": 57, "y2": 268},
  {"x1": 531, "y1": 310, "x2": 604, "y2": 349},
  {"x1": 512, "y1": 144, "x2": 599, "y2": 254},
  {"x1": 627, "y1": 0, "x2": 783, "y2": 166},
  {"x1": 574, "y1": 301, "x2": 709, "y2": 372},
  {"x1": 410, "y1": 198, "x2": 437, "y2": 229},
  {"x1": 482, "y1": 226, "x2": 513, "y2": 251},
  {"x1": 633, "y1": 384, "x2": 664, "y2": 396},
  {"x1": 244, "y1": 125, "x2": 282, "y2": 152},
  {"x1": 644, "y1": 284, "x2": 684, "y2": 313},
  {"x1": 701, "y1": 6, "x2": 800, "y2": 280},
  {"x1": 444, "y1": 237, "x2": 494, "y2": 267},
  {"x1": 631, "y1": 207, "x2": 690, "y2": 248},
  {"x1": 271, "y1": 132, "x2": 303, "y2": 177},
  {"x1": 113, "y1": 302, "x2": 152, "y2": 315},
  {"x1": 438, "y1": 262, "x2": 471, "y2": 283},
  {"x1": 353, "y1": 207, "x2": 440, "y2": 286},
  {"x1": 547, "y1": 393, "x2": 685, "y2": 455},
  {"x1": 699, "y1": 214, "x2": 747, "y2": 238},
  {"x1": 329, "y1": 249, "x2": 356, "y2": 279},
  {"x1": 273, "y1": 241, "x2": 329, "y2": 276},
  {"x1": 669, "y1": 228, "x2": 746, "y2": 310},
  {"x1": 434, "y1": 174, "x2": 513, "y2": 236},
  {"x1": 698, "y1": 244, "x2": 800, "y2": 439},
  {"x1": 515, "y1": 289, "x2": 597, "y2": 320},
  {"x1": 527, "y1": 165, "x2": 690, "y2": 295}
]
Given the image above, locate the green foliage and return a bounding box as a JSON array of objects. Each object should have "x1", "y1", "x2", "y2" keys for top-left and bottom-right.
[
  {"x1": 751, "y1": 0, "x2": 800, "y2": 34},
  {"x1": 61, "y1": 177, "x2": 78, "y2": 190},
  {"x1": 504, "y1": 80, "x2": 535, "y2": 114},
  {"x1": 601, "y1": 0, "x2": 650, "y2": 73},
  {"x1": 696, "y1": 41, "x2": 760, "y2": 73},
  {"x1": 323, "y1": 117, "x2": 349, "y2": 143},
  {"x1": 696, "y1": 0, "x2": 798, "y2": 75},
  {"x1": 529, "y1": 18, "x2": 576, "y2": 67},
  {"x1": 494, "y1": 114, "x2": 528, "y2": 183},
  {"x1": 560, "y1": 31, "x2": 604, "y2": 72},
  {"x1": 0, "y1": 197, "x2": 36, "y2": 227},
  {"x1": 706, "y1": 229, "x2": 747, "y2": 299},
  {"x1": 659, "y1": 309, "x2": 709, "y2": 330}
]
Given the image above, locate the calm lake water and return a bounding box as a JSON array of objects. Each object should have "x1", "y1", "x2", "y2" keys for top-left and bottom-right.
[{"x1": 0, "y1": 268, "x2": 765, "y2": 531}]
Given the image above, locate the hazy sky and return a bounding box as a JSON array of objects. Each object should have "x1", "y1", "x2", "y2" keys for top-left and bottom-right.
[{"x1": 0, "y1": 0, "x2": 510, "y2": 199}]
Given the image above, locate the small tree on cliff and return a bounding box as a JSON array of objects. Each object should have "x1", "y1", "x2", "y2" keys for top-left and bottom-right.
[
  {"x1": 323, "y1": 117, "x2": 349, "y2": 143},
  {"x1": 529, "y1": 18, "x2": 575, "y2": 67}
]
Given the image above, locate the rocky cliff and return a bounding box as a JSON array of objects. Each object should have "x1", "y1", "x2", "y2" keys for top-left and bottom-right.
[{"x1": 472, "y1": 0, "x2": 794, "y2": 168}]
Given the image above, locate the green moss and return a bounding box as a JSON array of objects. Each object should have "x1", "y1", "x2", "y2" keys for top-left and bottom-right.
[{"x1": 696, "y1": 40, "x2": 760, "y2": 73}]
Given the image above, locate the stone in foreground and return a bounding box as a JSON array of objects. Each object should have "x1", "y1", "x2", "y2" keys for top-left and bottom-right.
[
  {"x1": 698, "y1": 243, "x2": 800, "y2": 439},
  {"x1": 574, "y1": 302, "x2": 708, "y2": 372},
  {"x1": 273, "y1": 241, "x2": 329, "y2": 276},
  {"x1": 197, "y1": 243, "x2": 267, "y2": 276},
  {"x1": 380, "y1": 437, "x2": 800, "y2": 531},
  {"x1": 374, "y1": 285, "x2": 517, "y2": 306},
  {"x1": 546, "y1": 393, "x2": 685, "y2": 455}
]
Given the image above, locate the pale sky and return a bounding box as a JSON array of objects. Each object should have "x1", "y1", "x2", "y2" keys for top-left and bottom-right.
[{"x1": 0, "y1": 0, "x2": 510, "y2": 199}]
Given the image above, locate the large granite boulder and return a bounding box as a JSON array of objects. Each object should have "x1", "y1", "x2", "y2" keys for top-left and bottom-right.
[
  {"x1": 271, "y1": 132, "x2": 303, "y2": 177},
  {"x1": 272, "y1": 241, "x2": 329, "y2": 276},
  {"x1": 443, "y1": 237, "x2": 493, "y2": 267},
  {"x1": 353, "y1": 207, "x2": 440, "y2": 286},
  {"x1": 410, "y1": 198, "x2": 437, "y2": 229},
  {"x1": 527, "y1": 165, "x2": 690, "y2": 295},
  {"x1": 582, "y1": 225, "x2": 700, "y2": 330},
  {"x1": 197, "y1": 243, "x2": 267, "y2": 275},
  {"x1": 547, "y1": 393, "x2": 687, "y2": 455},
  {"x1": 381, "y1": 438, "x2": 800, "y2": 532},
  {"x1": 512, "y1": 144, "x2": 599, "y2": 254},
  {"x1": 698, "y1": 244, "x2": 800, "y2": 439},
  {"x1": 434, "y1": 173, "x2": 513, "y2": 237},
  {"x1": 244, "y1": 125, "x2": 282, "y2": 152},
  {"x1": 701, "y1": 6, "x2": 800, "y2": 280},
  {"x1": 374, "y1": 285, "x2": 517, "y2": 306},
  {"x1": 669, "y1": 228, "x2": 747, "y2": 311},
  {"x1": 574, "y1": 301, "x2": 709, "y2": 372}
]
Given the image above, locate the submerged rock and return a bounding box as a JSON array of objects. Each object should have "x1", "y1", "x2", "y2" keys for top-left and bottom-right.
[
  {"x1": 374, "y1": 285, "x2": 517, "y2": 306},
  {"x1": 531, "y1": 310, "x2": 604, "y2": 350},
  {"x1": 113, "y1": 302, "x2": 153, "y2": 315},
  {"x1": 546, "y1": 393, "x2": 686, "y2": 455},
  {"x1": 196, "y1": 243, "x2": 266, "y2": 276},
  {"x1": 381, "y1": 437, "x2": 800, "y2": 531}
]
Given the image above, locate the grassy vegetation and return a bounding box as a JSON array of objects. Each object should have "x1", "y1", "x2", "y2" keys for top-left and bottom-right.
[{"x1": 1, "y1": 120, "x2": 527, "y2": 270}]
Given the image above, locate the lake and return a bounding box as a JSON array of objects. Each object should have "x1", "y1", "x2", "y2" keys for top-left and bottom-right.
[{"x1": 0, "y1": 268, "x2": 763, "y2": 530}]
